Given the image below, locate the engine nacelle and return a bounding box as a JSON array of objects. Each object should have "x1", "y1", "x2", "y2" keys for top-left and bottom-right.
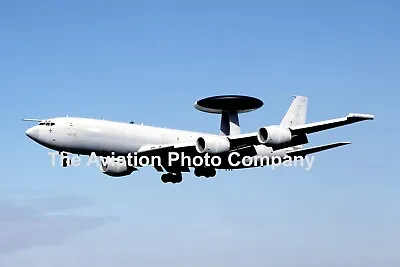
[
  {"x1": 100, "y1": 157, "x2": 136, "y2": 177},
  {"x1": 196, "y1": 136, "x2": 230, "y2": 154},
  {"x1": 257, "y1": 126, "x2": 292, "y2": 146}
]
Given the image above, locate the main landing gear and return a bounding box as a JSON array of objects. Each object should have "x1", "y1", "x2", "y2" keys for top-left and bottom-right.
[
  {"x1": 194, "y1": 167, "x2": 216, "y2": 178},
  {"x1": 160, "y1": 167, "x2": 216, "y2": 184},
  {"x1": 161, "y1": 172, "x2": 183, "y2": 184}
]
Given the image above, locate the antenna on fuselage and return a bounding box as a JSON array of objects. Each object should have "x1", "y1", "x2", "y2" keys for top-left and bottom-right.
[{"x1": 194, "y1": 95, "x2": 263, "y2": 136}]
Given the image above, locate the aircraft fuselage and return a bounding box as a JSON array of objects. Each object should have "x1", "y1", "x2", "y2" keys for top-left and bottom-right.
[{"x1": 26, "y1": 117, "x2": 216, "y2": 157}]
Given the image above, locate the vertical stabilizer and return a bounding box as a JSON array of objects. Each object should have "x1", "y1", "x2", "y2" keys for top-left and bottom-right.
[
  {"x1": 280, "y1": 95, "x2": 308, "y2": 127},
  {"x1": 281, "y1": 96, "x2": 308, "y2": 149}
]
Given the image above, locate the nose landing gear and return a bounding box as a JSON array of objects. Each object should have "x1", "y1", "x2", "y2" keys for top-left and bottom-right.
[{"x1": 60, "y1": 152, "x2": 71, "y2": 167}]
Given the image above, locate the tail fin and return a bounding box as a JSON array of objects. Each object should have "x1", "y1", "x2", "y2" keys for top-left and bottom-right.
[
  {"x1": 280, "y1": 95, "x2": 308, "y2": 127},
  {"x1": 280, "y1": 95, "x2": 308, "y2": 149}
]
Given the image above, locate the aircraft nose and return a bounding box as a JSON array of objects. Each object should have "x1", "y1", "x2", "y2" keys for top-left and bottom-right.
[{"x1": 26, "y1": 126, "x2": 39, "y2": 141}]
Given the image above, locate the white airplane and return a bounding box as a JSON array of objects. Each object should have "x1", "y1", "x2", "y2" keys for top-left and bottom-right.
[{"x1": 24, "y1": 95, "x2": 374, "y2": 183}]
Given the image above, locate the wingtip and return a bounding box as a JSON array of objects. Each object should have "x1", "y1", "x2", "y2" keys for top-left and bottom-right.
[{"x1": 347, "y1": 113, "x2": 375, "y2": 120}]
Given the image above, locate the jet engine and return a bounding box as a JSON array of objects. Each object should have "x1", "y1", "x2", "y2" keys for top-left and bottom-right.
[
  {"x1": 196, "y1": 136, "x2": 230, "y2": 154},
  {"x1": 257, "y1": 126, "x2": 292, "y2": 146},
  {"x1": 100, "y1": 157, "x2": 136, "y2": 177}
]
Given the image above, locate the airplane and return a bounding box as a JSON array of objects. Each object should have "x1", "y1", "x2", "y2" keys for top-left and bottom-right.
[{"x1": 23, "y1": 95, "x2": 374, "y2": 183}]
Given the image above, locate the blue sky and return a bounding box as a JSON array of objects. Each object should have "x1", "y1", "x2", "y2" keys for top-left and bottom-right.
[{"x1": 0, "y1": 0, "x2": 399, "y2": 266}]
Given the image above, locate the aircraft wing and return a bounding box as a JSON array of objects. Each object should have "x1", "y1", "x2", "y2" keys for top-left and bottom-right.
[
  {"x1": 286, "y1": 142, "x2": 351, "y2": 158},
  {"x1": 136, "y1": 142, "x2": 198, "y2": 172},
  {"x1": 228, "y1": 113, "x2": 373, "y2": 149},
  {"x1": 227, "y1": 133, "x2": 260, "y2": 148},
  {"x1": 289, "y1": 113, "x2": 374, "y2": 134},
  {"x1": 134, "y1": 112, "x2": 373, "y2": 172}
]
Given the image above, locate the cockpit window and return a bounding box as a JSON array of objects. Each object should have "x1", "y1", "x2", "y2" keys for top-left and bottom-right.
[{"x1": 39, "y1": 121, "x2": 55, "y2": 126}]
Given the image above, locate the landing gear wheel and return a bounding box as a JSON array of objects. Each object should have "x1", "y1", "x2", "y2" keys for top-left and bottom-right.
[
  {"x1": 161, "y1": 173, "x2": 183, "y2": 184},
  {"x1": 204, "y1": 167, "x2": 215, "y2": 178},
  {"x1": 210, "y1": 168, "x2": 216, "y2": 177},
  {"x1": 194, "y1": 168, "x2": 201, "y2": 177},
  {"x1": 194, "y1": 167, "x2": 216, "y2": 178},
  {"x1": 175, "y1": 174, "x2": 183, "y2": 183},
  {"x1": 161, "y1": 174, "x2": 169, "y2": 183}
]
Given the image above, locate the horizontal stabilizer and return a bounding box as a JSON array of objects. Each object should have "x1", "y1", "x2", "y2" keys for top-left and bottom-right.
[
  {"x1": 287, "y1": 142, "x2": 351, "y2": 158},
  {"x1": 290, "y1": 113, "x2": 374, "y2": 134},
  {"x1": 21, "y1": 118, "x2": 44, "y2": 122}
]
